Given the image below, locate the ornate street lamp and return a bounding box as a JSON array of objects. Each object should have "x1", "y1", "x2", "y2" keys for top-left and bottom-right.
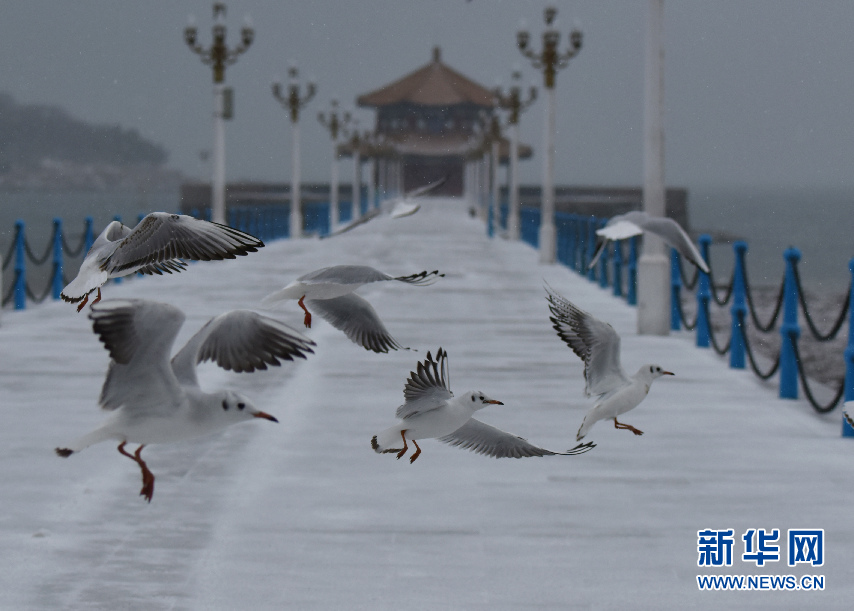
[
  {"x1": 273, "y1": 64, "x2": 316, "y2": 238},
  {"x1": 517, "y1": 6, "x2": 582, "y2": 263},
  {"x1": 184, "y1": 2, "x2": 254, "y2": 224},
  {"x1": 318, "y1": 99, "x2": 351, "y2": 229},
  {"x1": 493, "y1": 69, "x2": 537, "y2": 240}
]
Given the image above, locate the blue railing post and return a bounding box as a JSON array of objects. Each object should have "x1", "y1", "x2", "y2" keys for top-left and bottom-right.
[
  {"x1": 51, "y1": 218, "x2": 64, "y2": 300},
  {"x1": 779, "y1": 248, "x2": 801, "y2": 399},
  {"x1": 487, "y1": 196, "x2": 495, "y2": 238},
  {"x1": 843, "y1": 259, "x2": 854, "y2": 436},
  {"x1": 670, "y1": 249, "x2": 682, "y2": 331},
  {"x1": 627, "y1": 236, "x2": 638, "y2": 306},
  {"x1": 586, "y1": 217, "x2": 597, "y2": 282},
  {"x1": 83, "y1": 216, "x2": 94, "y2": 254},
  {"x1": 598, "y1": 219, "x2": 609, "y2": 288},
  {"x1": 112, "y1": 216, "x2": 123, "y2": 284},
  {"x1": 613, "y1": 239, "x2": 623, "y2": 298},
  {"x1": 695, "y1": 235, "x2": 713, "y2": 348},
  {"x1": 729, "y1": 242, "x2": 748, "y2": 369},
  {"x1": 567, "y1": 215, "x2": 577, "y2": 271},
  {"x1": 13, "y1": 220, "x2": 26, "y2": 310}
]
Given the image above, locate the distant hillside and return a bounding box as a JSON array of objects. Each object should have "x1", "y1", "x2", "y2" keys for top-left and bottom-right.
[{"x1": 0, "y1": 92, "x2": 168, "y2": 172}]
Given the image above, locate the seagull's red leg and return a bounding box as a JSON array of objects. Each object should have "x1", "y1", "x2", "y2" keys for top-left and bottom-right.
[
  {"x1": 298, "y1": 295, "x2": 311, "y2": 328},
  {"x1": 91, "y1": 287, "x2": 102, "y2": 306},
  {"x1": 409, "y1": 439, "x2": 421, "y2": 464},
  {"x1": 76, "y1": 292, "x2": 89, "y2": 312},
  {"x1": 396, "y1": 430, "x2": 409, "y2": 459},
  {"x1": 614, "y1": 418, "x2": 644, "y2": 436},
  {"x1": 134, "y1": 445, "x2": 155, "y2": 502}
]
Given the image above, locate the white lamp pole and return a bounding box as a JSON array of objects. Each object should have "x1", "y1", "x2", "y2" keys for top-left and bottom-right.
[
  {"x1": 273, "y1": 64, "x2": 316, "y2": 239},
  {"x1": 518, "y1": 6, "x2": 582, "y2": 262},
  {"x1": 637, "y1": 0, "x2": 670, "y2": 335},
  {"x1": 184, "y1": 3, "x2": 254, "y2": 224},
  {"x1": 318, "y1": 99, "x2": 350, "y2": 230}
]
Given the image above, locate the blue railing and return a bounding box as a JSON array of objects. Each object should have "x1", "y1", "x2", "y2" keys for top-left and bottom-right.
[
  {"x1": 513, "y1": 204, "x2": 854, "y2": 430},
  {"x1": 1, "y1": 187, "x2": 377, "y2": 311}
]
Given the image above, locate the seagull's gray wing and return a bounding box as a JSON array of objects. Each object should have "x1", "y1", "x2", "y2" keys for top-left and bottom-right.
[
  {"x1": 438, "y1": 418, "x2": 597, "y2": 458},
  {"x1": 638, "y1": 216, "x2": 710, "y2": 273},
  {"x1": 101, "y1": 212, "x2": 263, "y2": 275},
  {"x1": 307, "y1": 294, "x2": 405, "y2": 353},
  {"x1": 319, "y1": 208, "x2": 382, "y2": 239},
  {"x1": 403, "y1": 176, "x2": 447, "y2": 199},
  {"x1": 171, "y1": 310, "x2": 316, "y2": 387},
  {"x1": 545, "y1": 285, "x2": 630, "y2": 397},
  {"x1": 297, "y1": 264, "x2": 392, "y2": 286},
  {"x1": 88, "y1": 299, "x2": 185, "y2": 411},
  {"x1": 588, "y1": 217, "x2": 644, "y2": 270},
  {"x1": 396, "y1": 348, "x2": 453, "y2": 419}
]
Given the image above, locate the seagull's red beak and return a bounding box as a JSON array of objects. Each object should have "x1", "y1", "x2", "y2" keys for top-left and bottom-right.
[
  {"x1": 485, "y1": 400, "x2": 504, "y2": 405},
  {"x1": 253, "y1": 411, "x2": 279, "y2": 423},
  {"x1": 662, "y1": 371, "x2": 675, "y2": 376}
]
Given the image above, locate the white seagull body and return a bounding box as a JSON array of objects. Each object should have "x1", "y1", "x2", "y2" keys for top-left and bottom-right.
[
  {"x1": 55, "y1": 299, "x2": 315, "y2": 502},
  {"x1": 321, "y1": 177, "x2": 447, "y2": 239},
  {"x1": 588, "y1": 210, "x2": 710, "y2": 274},
  {"x1": 371, "y1": 349, "x2": 596, "y2": 462},
  {"x1": 261, "y1": 265, "x2": 443, "y2": 353},
  {"x1": 546, "y1": 285, "x2": 674, "y2": 440},
  {"x1": 61, "y1": 212, "x2": 264, "y2": 311}
]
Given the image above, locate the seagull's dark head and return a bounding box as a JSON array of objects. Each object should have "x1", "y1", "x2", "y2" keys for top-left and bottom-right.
[
  {"x1": 219, "y1": 391, "x2": 278, "y2": 423},
  {"x1": 463, "y1": 390, "x2": 504, "y2": 411}
]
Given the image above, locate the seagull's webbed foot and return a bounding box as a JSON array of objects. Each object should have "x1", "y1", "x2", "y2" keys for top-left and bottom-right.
[
  {"x1": 614, "y1": 418, "x2": 644, "y2": 436},
  {"x1": 91, "y1": 287, "x2": 102, "y2": 307},
  {"x1": 396, "y1": 430, "x2": 409, "y2": 460},
  {"x1": 118, "y1": 442, "x2": 156, "y2": 502},
  {"x1": 76, "y1": 292, "x2": 90, "y2": 312},
  {"x1": 298, "y1": 295, "x2": 311, "y2": 328},
  {"x1": 409, "y1": 439, "x2": 421, "y2": 464}
]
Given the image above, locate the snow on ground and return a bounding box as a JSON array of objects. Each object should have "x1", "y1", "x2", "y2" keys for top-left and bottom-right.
[{"x1": 0, "y1": 198, "x2": 851, "y2": 610}]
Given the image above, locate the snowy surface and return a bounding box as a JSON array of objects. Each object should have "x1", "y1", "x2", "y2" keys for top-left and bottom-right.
[{"x1": 0, "y1": 198, "x2": 851, "y2": 609}]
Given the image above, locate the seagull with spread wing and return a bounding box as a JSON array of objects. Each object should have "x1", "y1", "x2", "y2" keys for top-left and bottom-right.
[
  {"x1": 588, "y1": 211, "x2": 709, "y2": 274},
  {"x1": 55, "y1": 299, "x2": 315, "y2": 502},
  {"x1": 261, "y1": 265, "x2": 443, "y2": 353},
  {"x1": 371, "y1": 348, "x2": 596, "y2": 463},
  {"x1": 61, "y1": 213, "x2": 264, "y2": 311},
  {"x1": 546, "y1": 285, "x2": 674, "y2": 440}
]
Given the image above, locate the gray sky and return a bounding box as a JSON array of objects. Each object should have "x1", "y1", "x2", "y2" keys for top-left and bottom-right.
[{"x1": 2, "y1": 0, "x2": 853, "y2": 189}]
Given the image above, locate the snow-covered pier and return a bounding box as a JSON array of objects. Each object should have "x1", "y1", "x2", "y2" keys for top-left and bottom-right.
[{"x1": 0, "y1": 198, "x2": 850, "y2": 609}]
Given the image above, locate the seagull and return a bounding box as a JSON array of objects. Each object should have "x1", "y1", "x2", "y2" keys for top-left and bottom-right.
[
  {"x1": 320, "y1": 177, "x2": 447, "y2": 239},
  {"x1": 261, "y1": 265, "x2": 444, "y2": 353},
  {"x1": 371, "y1": 348, "x2": 596, "y2": 463},
  {"x1": 55, "y1": 299, "x2": 315, "y2": 502},
  {"x1": 545, "y1": 285, "x2": 674, "y2": 440},
  {"x1": 587, "y1": 210, "x2": 710, "y2": 274},
  {"x1": 61, "y1": 212, "x2": 264, "y2": 311}
]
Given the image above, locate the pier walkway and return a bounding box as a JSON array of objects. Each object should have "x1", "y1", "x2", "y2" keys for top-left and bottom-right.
[{"x1": 0, "y1": 198, "x2": 849, "y2": 609}]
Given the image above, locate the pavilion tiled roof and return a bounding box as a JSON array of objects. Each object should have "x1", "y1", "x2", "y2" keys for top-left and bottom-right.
[{"x1": 357, "y1": 47, "x2": 495, "y2": 108}]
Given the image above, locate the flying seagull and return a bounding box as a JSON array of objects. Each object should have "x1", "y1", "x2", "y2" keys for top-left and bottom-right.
[
  {"x1": 546, "y1": 285, "x2": 674, "y2": 440},
  {"x1": 55, "y1": 299, "x2": 315, "y2": 502},
  {"x1": 321, "y1": 177, "x2": 447, "y2": 239},
  {"x1": 588, "y1": 211, "x2": 710, "y2": 274},
  {"x1": 371, "y1": 348, "x2": 596, "y2": 462},
  {"x1": 261, "y1": 265, "x2": 443, "y2": 353},
  {"x1": 61, "y1": 213, "x2": 264, "y2": 311}
]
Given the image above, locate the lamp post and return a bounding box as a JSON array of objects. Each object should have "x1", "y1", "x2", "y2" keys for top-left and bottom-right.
[
  {"x1": 346, "y1": 120, "x2": 364, "y2": 217},
  {"x1": 517, "y1": 6, "x2": 582, "y2": 263},
  {"x1": 318, "y1": 99, "x2": 351, "y2": 229},
  {"x1": 273, "y1": 65, "x2": 316, "y2": 239},
  {"x1": 493, "y1": 70, "x2": 537, "y2": 240},
  {"x1": 184, "y1": 2, "x2": 254, "y2": 224},
  {"x1": 637, "y1": 0, "x2": 670, "y2": 335}
]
